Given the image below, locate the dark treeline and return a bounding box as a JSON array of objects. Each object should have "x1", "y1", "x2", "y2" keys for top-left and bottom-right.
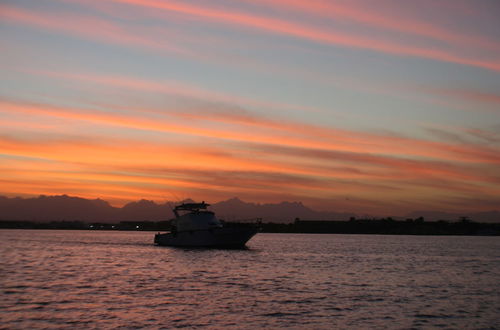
[
  {"x1": 1, "y1": 217, "x2": 499, "y2": 235},
  {"x1": 283, "y1": 217, "x2": 500, "y2": 235},
  {"x1": 0, "y1": 220, "x2": 171, "y2": 231}
]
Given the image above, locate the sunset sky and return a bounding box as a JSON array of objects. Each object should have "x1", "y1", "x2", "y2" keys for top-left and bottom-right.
[{"x1": 1, "y1": 0, "x2": 499, "y2": 216}]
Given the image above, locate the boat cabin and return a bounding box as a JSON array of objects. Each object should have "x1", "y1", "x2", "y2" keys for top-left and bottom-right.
[{"x1": 172, "y1": 202, "x2": 222, "y2": 232}]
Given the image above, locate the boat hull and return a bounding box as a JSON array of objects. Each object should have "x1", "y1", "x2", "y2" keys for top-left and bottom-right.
[{"x1": 154, "y1": 226, "x2": 258, "y2": 248}]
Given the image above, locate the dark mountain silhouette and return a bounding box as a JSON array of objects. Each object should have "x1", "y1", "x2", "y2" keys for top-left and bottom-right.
[
  {"x1": 211, "y1": 197, "x2": 354, "y2": 222},
  {"x1": 0, "y1": 195, "x2": 498, "y2": 223},
  {"x1": 0, "y1": 195, "x2": 352, "y2": 223},
  {"x1": 118, "y1": 199, "x2": 173, "y2": 221},
  {"x1": 0, "y1": 195, "x2": 118, "y2": 222}
]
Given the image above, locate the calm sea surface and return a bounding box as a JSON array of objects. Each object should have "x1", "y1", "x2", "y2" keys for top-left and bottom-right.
[{"x1": 0, "y1": 230, "x2": 499, "y2": 329}]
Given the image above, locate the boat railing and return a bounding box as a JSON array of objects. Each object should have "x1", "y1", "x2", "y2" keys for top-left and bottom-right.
[
  {"x1": 173, "y1": 201, "x2": 210, "y2": 217},
  {"x1": 220, "y1": 218, "x2": 262, "y2": 227}
]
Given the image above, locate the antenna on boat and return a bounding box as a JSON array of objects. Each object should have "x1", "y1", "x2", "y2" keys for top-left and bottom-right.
[{"x1": 166, "y1": 191, "x2": 182, "y2": 218}]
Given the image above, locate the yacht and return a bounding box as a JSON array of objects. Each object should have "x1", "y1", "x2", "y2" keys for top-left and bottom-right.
[{"x1": 154, "y1": 202, "x2": 259, "y2": 248}]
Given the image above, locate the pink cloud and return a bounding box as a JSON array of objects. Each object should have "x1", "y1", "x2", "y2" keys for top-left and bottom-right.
[
  {"x1": 255, "y1": 0, "x2": 500, "y2": 54},
  {"x1": 103, "y1": 0, "x2": 500, "y2": 72},
  {"x1": 425, "y1": 88, "x2": 500, "y2": 107},
  {"x1": 0, "y1": 4, "x2": 192, "y2": 56}
]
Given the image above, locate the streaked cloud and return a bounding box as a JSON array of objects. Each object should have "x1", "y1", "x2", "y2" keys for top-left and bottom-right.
[
  {"x1": 102, "y1": 0, "x2": 500, "y2": 72},
  {"x1": 255, "y1": 0, "x2": 500, "y2": 53},
  {"x1": 0, "y1": 3, "x2": 191, "y2": 56},
  {"x1": 2, "y1": 96, "x2": 499, "y2": 214},
  {"x1": 423, "y1": 87, "x2": 500, "y2": 107},
  {"x1": 1, "y1": 0, "x2": 499, "y2": 215},
  {"x1": 3, "y1": 97, "x2": 500, "y2": 165}
]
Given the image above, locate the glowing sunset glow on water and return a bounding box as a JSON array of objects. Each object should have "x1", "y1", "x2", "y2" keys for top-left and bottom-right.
[{"x1": 1, "y1": 0, "x2": 499, "y2": 215}]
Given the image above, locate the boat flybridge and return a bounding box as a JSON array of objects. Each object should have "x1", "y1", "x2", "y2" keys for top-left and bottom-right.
[{"x1": 154, "y1": 202, "x2": 259, "y2": 248}]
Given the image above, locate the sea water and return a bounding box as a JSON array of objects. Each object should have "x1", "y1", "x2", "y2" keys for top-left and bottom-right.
[{"x1": 1, "y1": 230, "x2": 498, "y2": 329}]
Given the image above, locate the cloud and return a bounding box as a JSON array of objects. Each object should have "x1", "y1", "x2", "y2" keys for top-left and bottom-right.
[
  {"x1": 2, "y1": 112, "x2": 499, "y2": 195},
  {"x1": 423, "y1": 87, "x2": 500, "y2": 107},
  {"x1": 2, "y1": 1, "x2": 499, "y2": 215},
  {"x1": 2, "y1": 124, "x2": 499, "y2": 214},
  {"x1": 23, "y1": 69, "x2": 318, "y2": 114},
  {"x1": 102, "y1": 0, "x2": 500, "y2": 72},
  {"x1": 2, "y1": 97, "x2": 500, "y2": 167},
  {"x1": 244, "y1": 142, "x2": 500, "y2": 185},
  {"x1": 255, "y1": 0, "x2": 500, "y2": 54},
  {"x1": 170, "y1": 105, "x2": 500, "y2": 165},
  {"x1": 463, "y1": 128, "x2": 500, "y2": 145},
  {"x1": 0, "y1": 3, "x2": 192, "y2": 56},
  {"x1": 10, "y1": 0, "x2": 494, "y2": 75}
]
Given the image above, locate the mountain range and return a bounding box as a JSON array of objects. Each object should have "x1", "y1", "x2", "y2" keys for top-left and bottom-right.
[{"x1": 0, "y1": 195, "x2": 498, "y2": 223}]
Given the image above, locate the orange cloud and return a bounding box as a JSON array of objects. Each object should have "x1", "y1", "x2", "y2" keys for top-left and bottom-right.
[
  {"x1": 247, "y1": 143, "x2": 500, "y2": 186},
  {"x1": 172, "y1": 107, "x2": 500, "y2": 166},
  {"x1": 2, "y1": 2, "x2": 499, "y2": 215},
  {"x1": 2, "y1": 97, "x2": 500, "y2": 168},
  {"x1": 2, "y1": 131, "x2": 499, "y2": 214},
  {"x1": 1, "y1": 150, "x2": 371, "y2": 209},
  {"x1": 12, "y1": 66, "x2": 500, "y2": 165},
  {"x1": 23, "y1": 69, "x2": 500, "y2": 166},
  {"x1": 2, "y1": 118, "x2": 499, "y2": 197},
  {"x1": 2, "y1": 97, "x2": 499, "y2": 214}
]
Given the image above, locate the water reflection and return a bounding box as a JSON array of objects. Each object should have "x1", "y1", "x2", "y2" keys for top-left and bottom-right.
[{"x1": 1, "y1": 230, "x2": 498, "y2": 328}]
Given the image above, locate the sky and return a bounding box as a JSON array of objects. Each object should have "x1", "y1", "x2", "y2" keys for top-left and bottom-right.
[{"x1": 1, "y1": 0, "x2": 499, "y2": 216}]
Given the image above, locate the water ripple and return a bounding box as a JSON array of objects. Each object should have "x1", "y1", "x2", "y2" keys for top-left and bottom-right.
[{"x1": 1, "y1": 230, "x2": 499, "y2": 329}]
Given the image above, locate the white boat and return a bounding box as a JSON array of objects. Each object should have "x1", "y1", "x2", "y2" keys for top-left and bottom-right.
[{"x1": 154, "y1": 202, "x2": 259, "y2": 248}]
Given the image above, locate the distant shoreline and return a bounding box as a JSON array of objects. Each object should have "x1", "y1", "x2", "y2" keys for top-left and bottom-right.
[{"x1": 1, "y1": 218, "x2": 499, "y2": 236}]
